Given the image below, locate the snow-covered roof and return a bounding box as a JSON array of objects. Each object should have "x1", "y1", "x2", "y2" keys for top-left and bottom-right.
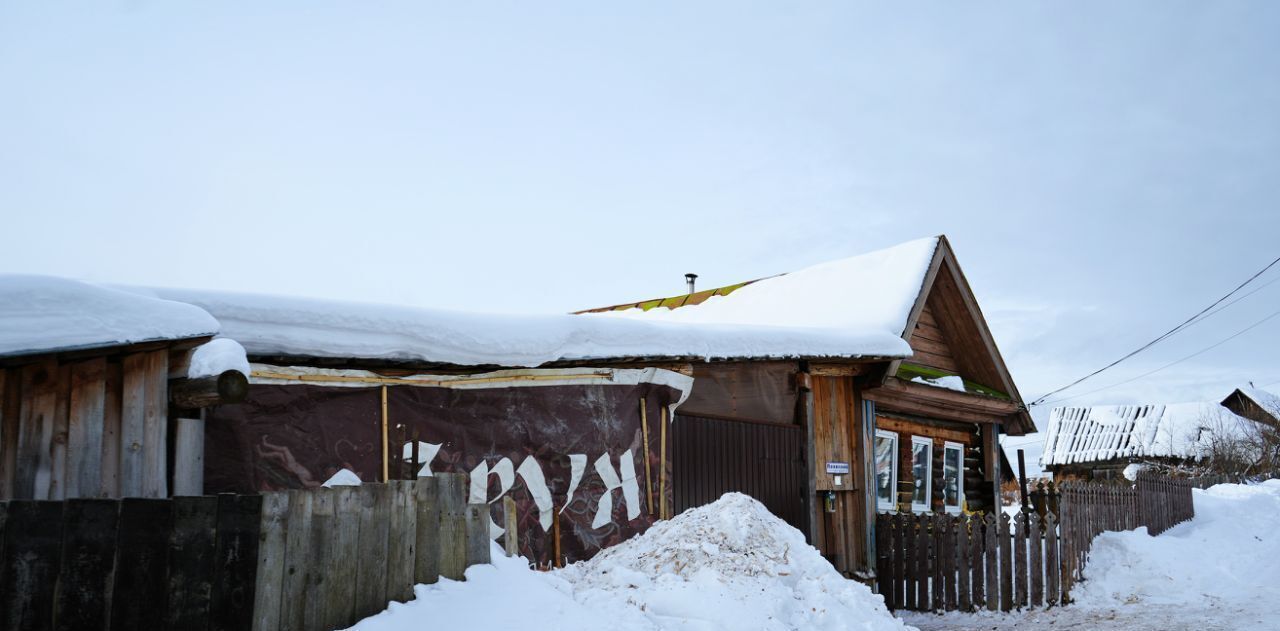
[
  {"x1": 0, "y1": 275, "x2": 220, "y2": 359},
  {"x1": 582, "y1": 237, "x2": 939, "y2": 340},
  {"x1": 1040, "y1": 401, "x2": 1260, "y2": 467},
  {"x1": 124, "y1": 286, "x2": 912, "y2": 368}
]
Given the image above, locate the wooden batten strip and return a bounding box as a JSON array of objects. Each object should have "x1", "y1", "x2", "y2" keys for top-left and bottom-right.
[
  {"x1": 381, "y1": 386, "x2": 390, "y2": 483},
  {"x1": 640, "y1": 399, "x2": 654, "y2": 514}
]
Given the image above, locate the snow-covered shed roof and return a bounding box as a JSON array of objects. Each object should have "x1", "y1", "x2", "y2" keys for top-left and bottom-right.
[
  {"x1": 580, "y1": 236, "x2": 940, "y2": 338},
  {"x1": 125, "y1": 287, "x2": 913, "y2": 368},
  {"x1": 1238, "y1": 387, "x2": 1280, "y2": 421},
  {"x1": 0, "y1": 275, "x2": 220, "y2": 359},
  {"x1": 1040, "y1": 401, "x2": 1259, "y2": 467}
]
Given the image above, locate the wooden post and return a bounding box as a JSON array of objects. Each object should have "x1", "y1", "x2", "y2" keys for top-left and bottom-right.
[
  {"x1": 640, "y1": 398, "x2": 654, "y2": 514},
  {"x1": 381, "y1": 386, "x2": 389, "y2": 483},
  {"x1": 414, "y1": 476, "x2": 441, "y2": 584},
  {"x1": 982, "y1": 424, "x2": 1000, "y2": 515},
  {"x1": 552, "y1": 504, "x2": 563, "y2": 568},
  {"x1": 659, "y1": 407, "x2": 668, "y2": 520},
  {"x1": 0, "y1": 368, "x2": 20, "y2": 500},
  {"x1": 173, "y1": 416, "x2": 205, "y2": 496},
  {"x1": 503, "y1": 496, "x2": 519, "y2": 557},
  {"x1": 385, "y1": 480, "x2": 418, "y2": 603}
]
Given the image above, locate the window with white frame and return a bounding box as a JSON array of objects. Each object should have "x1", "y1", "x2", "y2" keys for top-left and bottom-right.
[
  {"x1": 874, "y1": 430, "x2": 898, "y2": 511},
  {"x1": 910, "y1": 436, "x2": 932, "y2": 513},
  {"x1": 943, "y1": 441, "x2": 964, "y2": 514}
]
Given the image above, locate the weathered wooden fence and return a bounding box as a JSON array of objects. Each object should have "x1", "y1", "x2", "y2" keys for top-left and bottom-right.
[
  {"x1": 879, "y1": 472, "x2": 1194, "y2": 613},
  {"x1": 0, "y1": 473, "x2": 490, "y2": 631},
  {"x1": 1059, "y1": 473, "x2": 1193, "y2": 597}
]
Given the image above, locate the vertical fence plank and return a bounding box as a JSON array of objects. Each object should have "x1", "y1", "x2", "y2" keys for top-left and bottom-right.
[
  {"x1": 891, "y1": 514, "x2": 905, "y2": 609},
  {"x1": 168, "y1": 495, "x2": 219, "y2": 631},
  {"x1": 111, "y1": 498, "x2": 172, "y2": 630},
  {"x1": 983, "y1": 513, "x2": 997, "y2": 612},
  {"x1": 1045, "y1": 512, "x2": 1060, "y2": 606},
  {"x1": 875, "y1": 514, "x2": 889, "y2": 601},
  {"x1": 465, "y1": 503, "x2": 491, "y2": 568},
  {"x1": 0, "y1": 368, "x2": 20, "y2": 500},
  {"x1": 48, "y1": 365, "x2": 70, "y2": 501},
  {"x1": 386, "y1": 481, "x2": 417, "y2": 604},
  {"x1": 437, "y1": 473, "x2": 467, "y2": 580},
  {"x1": 326, "y1": 487, "x2": 361, "y2": 630},
  {"x1": 998, "y1": 512, "x2": 1013, "y2": 611},
  {"x1": 2, "y1": 501, "x2": 63, "y2": 631},
  {"x1": 931, "y1": 514, "x2": 944, "y2": 612},
  {"x1": 943, "y1": 516, "x2": 956, "y2": 611},
  {"x1": 916, "y1": 514, "x2": 929, "y2": 610},
  {"x1": 209, "y1": 494, "x2": 263, "y2": 631},
  {"x1": 99, "y1": 363, "x2": 121, "y2": 499},
  {"x1": 903, "y1": 514, "x2": 916, "y2": 610},
  {"x1": 414, "y1": 476, "x2": 440, "y2": 585},
  {"x1": 957, "y1": 516, "x2": 971, "y2": 612},
  {"x1": 119, "y1": 354, "x2": 145, "y2": 497},
  {"x1": 280, "y1": 490, "x2": 313, "y2": 631},
  {"x1": 66, "y1": 359, "x2": 106, "y2": 500},
  {"x1": 1029, "y1": 512, "x2": 1043, "y2": 608},
  {"x1": 141, "y1": 351, "x2": 168, "y2": 498},
  {"x1": 59, "y1": 506, "x2": 123, "y2": 631},
  {"x1": 354, "y1": 484, "x2": 392, "y2": 623},
  {"x1": 971, "y1": 514, "x2": 984, "y2": 610},
  {"x1": 16, "y1": 361, "x2": 58, "y2": 500},
  {"x1": 252, "y1": 492, "x2": 290, "y2": 631},
  {"x1": 1015, "y1": 512, "x2": 1028, "y2": 609}
]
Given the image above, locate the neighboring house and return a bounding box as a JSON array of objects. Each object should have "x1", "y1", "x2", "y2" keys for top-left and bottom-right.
[
  {"x1": 1040, "y1": 399, "x2": 1261, "y2": 480},
  {"x1": 0, "y1": 276, "x2": 248, "y2": 501},
  {"x1": 576, "y1": 235, "x2": 1034, "y2": 577},
  {"x1": 1221, "y1": 387, "x2": 1280, "y2": 428}
]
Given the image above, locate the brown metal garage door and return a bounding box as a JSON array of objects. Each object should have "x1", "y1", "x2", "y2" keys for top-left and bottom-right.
[{"x1": 671, "y1": 413, "x2": 808, "y2": 535}]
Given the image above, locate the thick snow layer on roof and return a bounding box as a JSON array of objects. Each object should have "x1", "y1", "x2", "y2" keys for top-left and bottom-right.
[
  {"x1": 0, "y1": 275, "x2": 219, "y2": 359},
  {"x1": 127, "y1": 287, "x2": 911, "y2": 367},
  {"x1": 1040, "y1": 401, "x2": 1260, "y2": 466},
  {"x1": 588, "y1": 237, "x2": 939, "y2": 338},
  {"x1": 187, "y1": 338, "x2": 250, "y2": 378},
  {"x1": 1240, "y1": 387, "x2": 1280, "y2": 420}
]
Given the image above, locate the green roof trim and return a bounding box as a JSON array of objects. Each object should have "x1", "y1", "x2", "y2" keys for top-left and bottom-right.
[{"x1": 896, "y1": 363, "x2": 1010, "y2": 400}]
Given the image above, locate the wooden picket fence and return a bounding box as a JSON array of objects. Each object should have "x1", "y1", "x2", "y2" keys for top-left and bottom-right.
[
  {"x1": 0, "y1": 473, "x2": 490, "y2": 631},
  {"x1": 1059, "y1": 473, "x2": 1193, "y2": 596},
  {"x1": 878, "y1": 473, "x2": 1195, "y2": 612}
]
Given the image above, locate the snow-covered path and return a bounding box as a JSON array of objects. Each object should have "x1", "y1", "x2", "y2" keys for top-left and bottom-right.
[{"x1": 900, "y1": 481, "x2": 1280, "y2": 630}]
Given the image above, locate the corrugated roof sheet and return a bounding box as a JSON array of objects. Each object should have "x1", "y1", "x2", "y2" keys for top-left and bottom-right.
[{"x1": 1040, "y1": 401, "x2": 1259, "y2": 467}]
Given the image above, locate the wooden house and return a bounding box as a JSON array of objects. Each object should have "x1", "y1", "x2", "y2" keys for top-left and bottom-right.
[
  {"x1": 0, "y1": 277, "x2": 248, "y2": 501},
  {"x1": 1040, "y1": 400, "x2": 1261, "y2": 480},
  {"x1": 576, "y1": 235, "x2": 1034, "y2": 578},
  {"x1": 1220, "y1": 387, "x2": 1280, "y2": 428}
]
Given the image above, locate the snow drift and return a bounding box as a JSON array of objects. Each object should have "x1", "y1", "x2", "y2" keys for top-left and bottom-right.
[{"x1": 349, "y1": 493, "x2": 910, "y2": 631}]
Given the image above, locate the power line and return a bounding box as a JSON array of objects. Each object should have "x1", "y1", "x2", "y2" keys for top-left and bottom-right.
[
  {"x1": 1029, "y1": 254, "x2": 1280, "y2": 406},
  {"x1": 1039, "y1": 305, "x2": 1280, "y2": 406}
]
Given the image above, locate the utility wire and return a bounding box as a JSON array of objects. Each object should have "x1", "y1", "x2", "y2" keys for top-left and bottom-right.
[
  {"x1": 1028, "y1": 254, "x2": 1280, "y2": 406},
  {"x1": 1039, "y1": 306, "x2": 1280, "y2": 406}
]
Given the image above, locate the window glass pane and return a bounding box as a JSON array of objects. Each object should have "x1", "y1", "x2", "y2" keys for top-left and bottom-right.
[
  {"x1": 875, "y1": 435, "x2": 895, "y2": 506},
  {"x1": 912, "y1": 441, "x2": 930, "y2": 507},
  {"x1": 943, "y1": 446, "x2": 962, "y2": 509}
]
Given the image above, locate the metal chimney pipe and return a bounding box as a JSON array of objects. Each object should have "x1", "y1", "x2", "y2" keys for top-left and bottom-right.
[{"x1": 685, "y1": 273, "x2": 698, "y2": 294}]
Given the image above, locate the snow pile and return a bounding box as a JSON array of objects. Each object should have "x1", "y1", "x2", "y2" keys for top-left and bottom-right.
[
  {"x1": 1073, "y1": 480, "x2": 1280, "y2": 610},
  {"x1": 591, "y1": 237, "x2": 938, "y2": 340},
  {"x1": 124, "y1": 286, "x2": 910, "y2": 367},
  {"x1": 0, "y1": 275, "x2": 219, "y2": 358},
  {"x1": 911, "y1": 375, "x2": 965, "y2": 393},
  {"x1": 350, "y1": 493, "x2": 910, "y2": 631},
  {"x1": 322, "y1": 468, "x2": 363, "y2": 487},
  {"x1": 1041, "y1": 401, "x2": 1260, "y2": 466},
  {"x1": 187, "y1": 338, "x2": 250, "y2": 378}
]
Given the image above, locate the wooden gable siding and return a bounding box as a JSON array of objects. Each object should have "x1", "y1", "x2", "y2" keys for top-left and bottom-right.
[
  {"x1": 810, "y1": 375, "x2": 870, "y2": 575},
  {"x1": 924, "y1": 260, "x2": 1008, "y2": 396},
  {"x1": 907, "y1": 304, "x2": 959, "y2": 374}
]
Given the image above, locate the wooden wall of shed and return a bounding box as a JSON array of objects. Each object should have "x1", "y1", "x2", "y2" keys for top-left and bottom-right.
[{"x1": 0, "y1": 349, "x2": 173, "y2": 500}]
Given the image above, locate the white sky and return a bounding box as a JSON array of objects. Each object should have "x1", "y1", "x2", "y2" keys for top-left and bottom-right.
[{"x1": 3, "y1": 2, "x2": 1279, "y2": 426}]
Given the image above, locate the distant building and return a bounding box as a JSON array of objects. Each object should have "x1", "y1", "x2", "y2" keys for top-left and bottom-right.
[
  {"x1": 1220, "y1": 387, "x2": 1280, "y2": 429},
  {"x1": 1040, "y1": 399, "x2": 1263, "y2": 480}
]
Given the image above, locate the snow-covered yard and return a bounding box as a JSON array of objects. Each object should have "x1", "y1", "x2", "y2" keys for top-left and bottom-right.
[{"x1": 901, "y1": 481, "x2": 1280, "y2": 630}]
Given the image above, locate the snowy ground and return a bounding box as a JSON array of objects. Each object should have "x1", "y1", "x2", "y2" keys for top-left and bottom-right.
[
  {"x1": 348, "y1": 493, "x2": 909, "y2": 631},
  {"x1": 901, "y1": 481, "x2": 1280, "y2": 630}
]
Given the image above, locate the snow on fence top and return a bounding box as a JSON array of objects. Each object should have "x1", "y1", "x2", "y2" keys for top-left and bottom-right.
[
  {"x1": 1040, "y1": 401, "x2": 1259, "y2": 467},
  {"x1": 0, "y1": 275, "x2": 220, "y2": 359},
  {"x1": 582, "y1": 236, "x2": 939, "y2": 339},
  {"x1": 125, "y1": 286, "x2": 912, "y2": 368}
]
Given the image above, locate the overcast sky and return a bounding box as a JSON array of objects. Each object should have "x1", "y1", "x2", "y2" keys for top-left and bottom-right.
[{"x1": 3, "y1": 2, "x2": 1278, "y2": 424}]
